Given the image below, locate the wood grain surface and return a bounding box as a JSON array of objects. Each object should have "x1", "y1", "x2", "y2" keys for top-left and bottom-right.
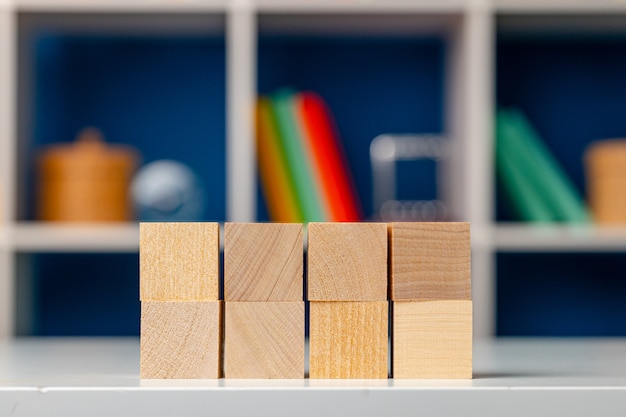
[
  {"x1": 140, "y1": 222, "x2": 220, "y2": 301},
  {"x1": 309, "y1": 301, "x2": 388, "y2": 379},
  {"x1": 307, "y1": 222, "x2": 387, "y2": 301},
  {"x1": 140, "y1": 300, "x2": 222, "y2": 379},
  {"x1": 393, "y1": 300, "x2": 472, "y2": 379},
  {"x1": 224, "y1": 223, "x2": 303, "y2": 301},
  {"x1": 389, "y1": 222, "x2": 471, "y2": 301},
  {"x1": 224, "y1": 301, "x2": 304, "y2": 378}
]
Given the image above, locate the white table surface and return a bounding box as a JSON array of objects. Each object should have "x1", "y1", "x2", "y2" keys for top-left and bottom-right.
[{"x1": 1, "y1": 338, "x2": 626, "y2": 416}]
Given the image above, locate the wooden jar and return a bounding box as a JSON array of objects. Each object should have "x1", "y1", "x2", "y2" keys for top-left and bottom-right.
[
  {"x1": 585, "y1": 139, "x2": 626, "y2": 224},
  {"x1": 37, "y1": 128, "x2": 138, "y2": 222}
]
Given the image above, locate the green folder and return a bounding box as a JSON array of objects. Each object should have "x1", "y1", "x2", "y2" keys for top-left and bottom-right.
[
  {"x1": 496, "y1": 113, "x2": 555, "y2": 222},
  {"x1": 271, "y1": 90, "x2": 326, "y2": 222},
  {"x1": 497, "y1": 109, "x2": 590, "y2": 223}
]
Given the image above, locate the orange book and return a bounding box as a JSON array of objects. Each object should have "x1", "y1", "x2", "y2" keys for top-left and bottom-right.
[
  {"x1": 297, "y1": 92, "x2": 362, "y2": 221},
  {"x1": 256, "y1": 97, "x2": 302, "y2": 222}
]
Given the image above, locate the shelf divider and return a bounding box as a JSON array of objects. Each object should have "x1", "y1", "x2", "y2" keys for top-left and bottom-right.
[
  {"x1": 227, "y1": 3, "x2": 256, "y2": 222},
  {"x1": 495, "y1": 224, "x2": 626, "y2": 252},
  {"x1": 12, "y1": 222, "x2": 139, "y2": 252},
  {"x1": 0, "y1": 2, "x2": 16, "y2": 338}
]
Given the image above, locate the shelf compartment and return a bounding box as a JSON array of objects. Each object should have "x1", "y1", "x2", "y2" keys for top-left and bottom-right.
[
  {"x1": 17, "y1": 12, "x2": 227, "y2": 222},
  {"x1": 256, "y1": 13, "x2": 456, "y2": 219},
  {"x1": 497, "y1": 251, "x2": 626, "y2": 336},
  {"x1": 15, "y1": 252, "x2": 139, "y2": 336},
  {"x1": 495, "y1": 16, "x2": 626, "y2": 223}
]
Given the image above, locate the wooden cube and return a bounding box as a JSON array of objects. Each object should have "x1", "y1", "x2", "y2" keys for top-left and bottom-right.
[
  {"x1": 307, "y1": 222, "x2": 387, "y2": 301},
  {"x1": 393, "y1": 300, "x2": 472, "y2": 379},
  {"x1": 140, "y1": 301, "x2": 222, "y2": 379},
  {"x1": 224, "y1": 301, "x2": 304, "y2": 378},
  {"x1": 389, "y1": 222, "x2": 471, "y2": 301},
  {"x1": 140, "y1": 222, "x2": 220, "y2": 301},
  {"x1": 224, "y1": 223, "x2": 303, "y2": 301},
  {"x1": 309, "y1": 301, "x2": 388, "y2": 379}
]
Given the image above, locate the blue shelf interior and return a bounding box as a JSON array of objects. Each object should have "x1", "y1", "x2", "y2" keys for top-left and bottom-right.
[
  {"x1": 24, "y1": 253, "x2": 139, "y2": 336},
  {"x1": 497, "y1": 252, "x2": 626, "y2": 336},
  {"x1": 257, "y1": 35, "x2": 445, "y2": 220},
  {"x1": 29, "y1": 33, "x2": 227, "y2": 222},
  {"x1": 496, "y1": 35, "x2": 626, "y2": 336},
  {"x1": 496, "y1": 36, "x2": 626, "y2": 222}
]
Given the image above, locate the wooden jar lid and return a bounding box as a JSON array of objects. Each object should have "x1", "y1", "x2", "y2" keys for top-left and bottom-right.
[{"x1": 39, "y1": 128, "x2": 137, "y2": 178}]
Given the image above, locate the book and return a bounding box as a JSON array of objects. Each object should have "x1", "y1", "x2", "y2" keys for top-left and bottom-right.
[
  {"x1": 271, "y1": 90, "x2": 326, "y2": 222},
  {"x1": 297, "y1": 92, "x2": 363, "y2": 222},
  {"x1": 256, "y1": 97, "x2": 302, "y2": 222},
  {"x1": 495, "y1": 112, "x2": 555, "y2": 222},
  {"x1": 496, "y1": 109, "x2": 590, "y2": 223}
]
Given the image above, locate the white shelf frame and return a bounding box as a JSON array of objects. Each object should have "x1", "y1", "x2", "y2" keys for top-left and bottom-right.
[
  {"x1": 494, "y1": 0, "x2": 626, "y2": 13},
  {"x1": 14, "y1": 0, "x2": 229, "y2": 13},
  {"x1": 0, "y1": 0, "x2": 16, "y2": 339},
  {"x1": 495, "y1": 225, "x2": 626, "y2": 252},
  {"x1": 11, "y1": 223, "x2": 139, "y2": 252},
  {"x1": 2, "y1": 0, "x2": 626, "y2": 338},
  {"x1": 227, "y1": 2, "x2": 256, "y2": 222}
]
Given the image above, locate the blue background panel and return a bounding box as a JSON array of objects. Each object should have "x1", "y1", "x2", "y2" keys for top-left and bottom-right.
[
  {"x1": 29, "y1": 253, "x2": 139, "y2": 336},
  {"x1": 257, "y1": 36, "x2": 445, "y2": 220},
  {"x1": 30, "y1": 34, "x2": 227, "y2": 221},
  {"x1": 496, "y1": 37, "x2": 626, "y2": 221},
  {"x1": 497, "y1": 252, "x2": 626, "y2": 336}
]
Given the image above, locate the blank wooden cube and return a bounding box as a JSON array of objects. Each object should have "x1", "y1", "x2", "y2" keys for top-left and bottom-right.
[
  {"x1": 309, "y1": 301, "x2": 388, "y2": 379},
  {"x1": 140, "y1": 301, "x2": 222, "y2": 379},
  {"x1": 224, "y1": 223, "x2": 302, "y2": 301},
  {"x1": 307, "y1": 222, "x2": 387, "y2": 301},
  {"x1": 389, "y1": 222, "x2": 471, "y2": 301},
  {"x1": 393, "y1": 300, "x2": 472, "y2": 379},
  {"x1": 224, "y1": 301, "x2": 304, "y2": 378},
  {"x1": 140, "y1": 222, "x2": 220, "y2": 301}
]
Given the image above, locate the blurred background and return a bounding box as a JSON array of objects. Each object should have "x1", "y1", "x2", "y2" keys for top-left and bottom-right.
[{"x1": 1, "y1": 2, "x2": 626, "y2": 338}]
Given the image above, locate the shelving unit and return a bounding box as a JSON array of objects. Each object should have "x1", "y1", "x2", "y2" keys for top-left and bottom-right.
[{"x1": 1, "y1": 0, "x2": 626, "y2": 339}]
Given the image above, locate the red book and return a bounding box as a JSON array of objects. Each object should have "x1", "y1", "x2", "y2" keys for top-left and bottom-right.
[{"x1": 297, "y1": 92, "x2": 362, "y2": 221}]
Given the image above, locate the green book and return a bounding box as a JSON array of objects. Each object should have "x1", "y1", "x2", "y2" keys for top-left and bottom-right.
[
  {"x1": 497, "y1": 109, "x2": 590, "y2": 223},
  {"x1": 271, "y1": 90, "x2": 326, "y2": 222},
  {"x1": 496, "y1": 112, "x2": 555, "y2": 222}
]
